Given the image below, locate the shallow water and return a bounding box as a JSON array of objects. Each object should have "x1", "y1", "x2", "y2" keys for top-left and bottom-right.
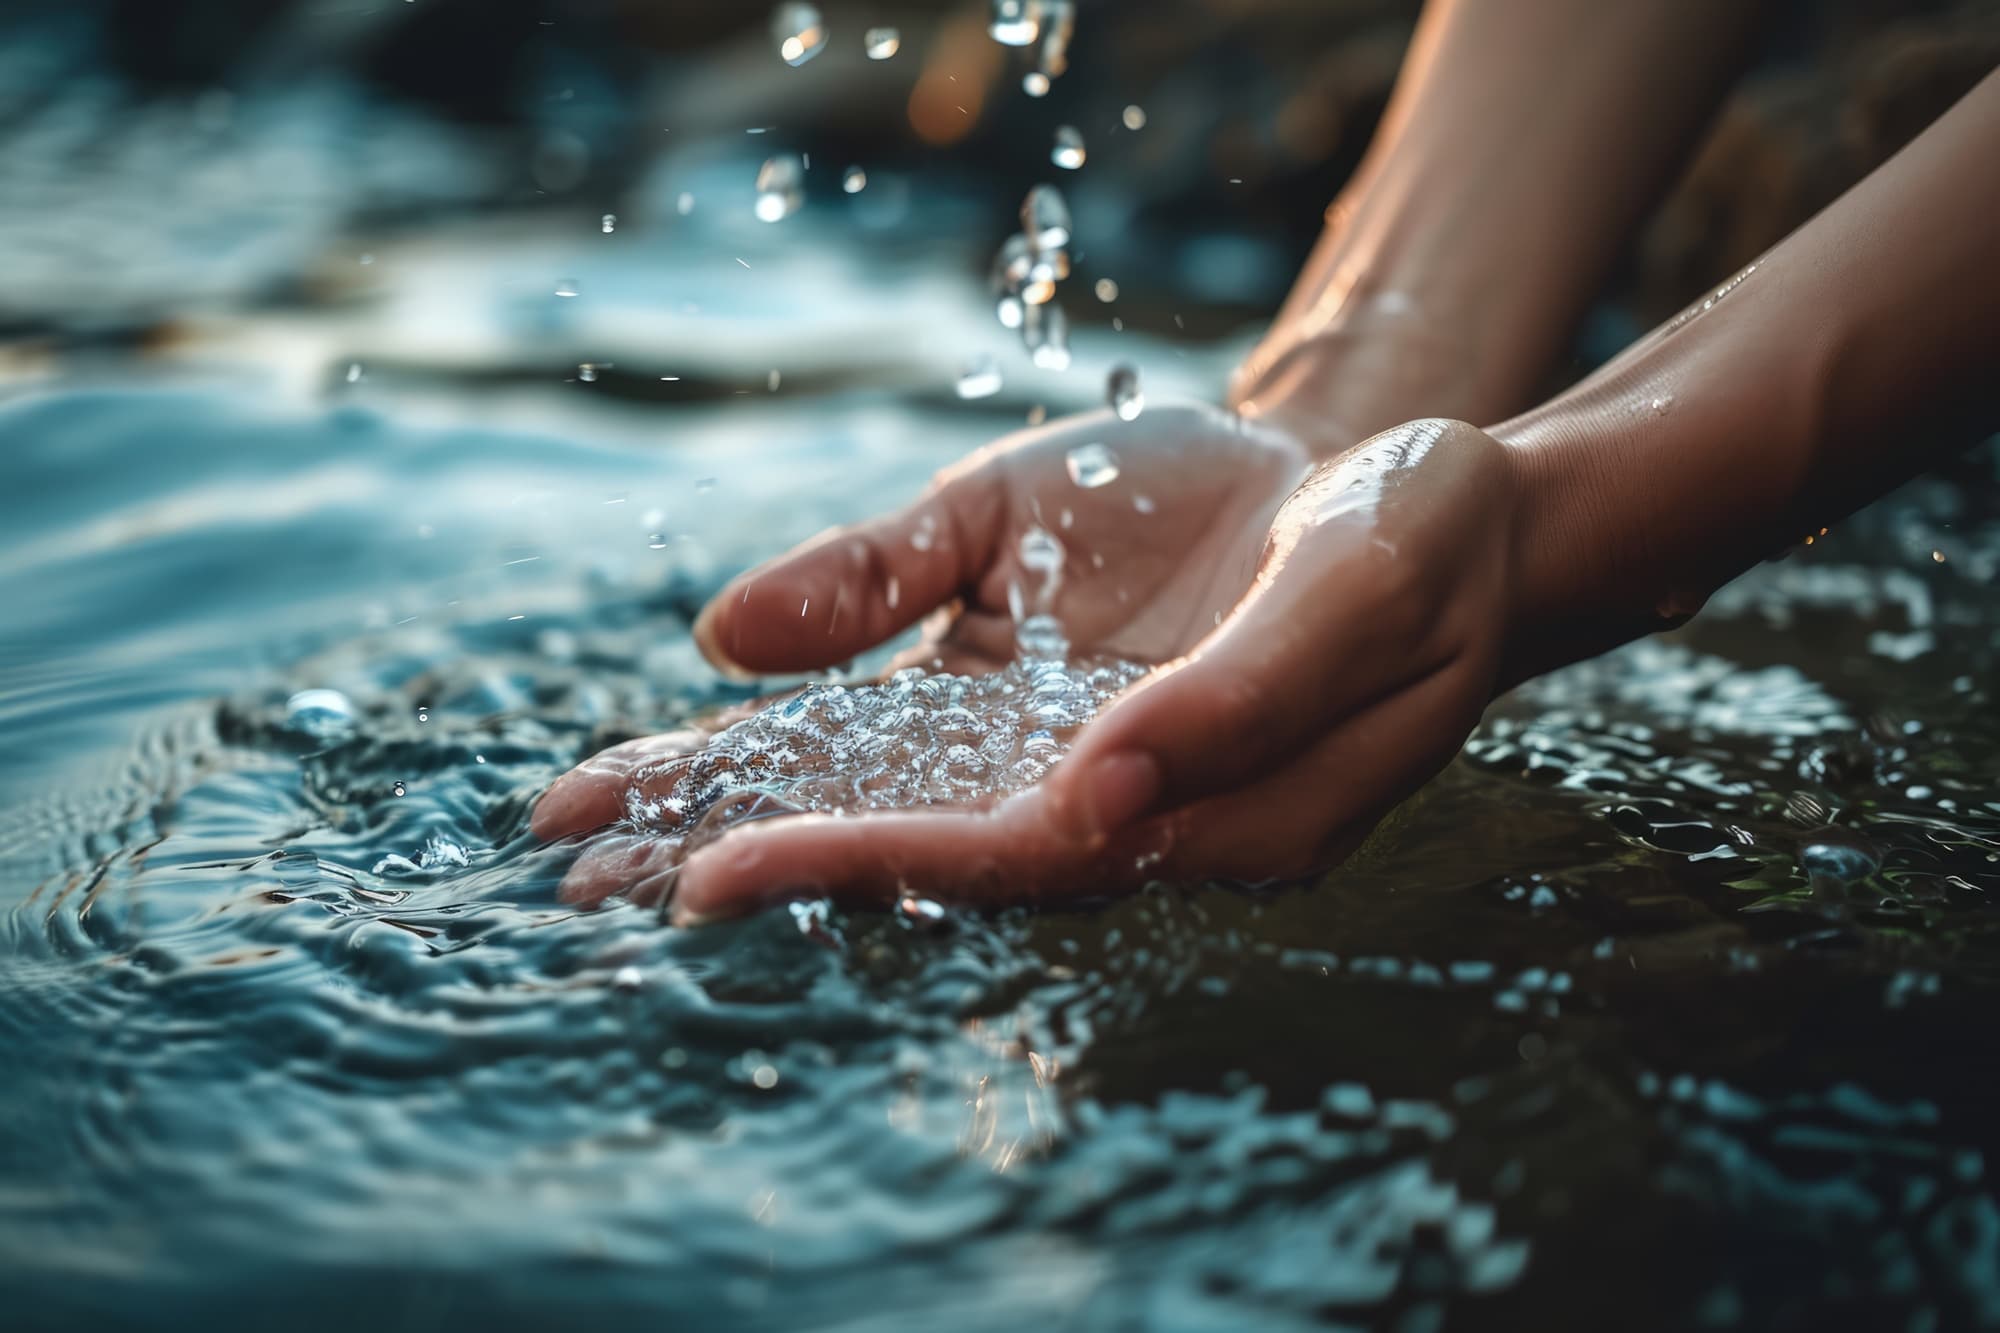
[
  {"x1": 6, "y1": 361, "x2": 2000, "y2": 1330},
  {"x1": 6, "y1": 29, "x2": 2000, "y2": 1328}
]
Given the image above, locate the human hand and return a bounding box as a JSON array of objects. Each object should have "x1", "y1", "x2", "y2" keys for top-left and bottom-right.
[
  {"x1": 532, "y1": 402, "x2": 1318, "y2": 897},
  {"x1": 644, "y1": 419, "x2": 1526, "y2": 923}
]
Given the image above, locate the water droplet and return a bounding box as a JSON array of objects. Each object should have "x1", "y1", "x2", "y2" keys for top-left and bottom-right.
[
  {"x1": 755, "y1": 154, "x2": 806, "y2": 222},
  {"x1": 885, "y1": 576, "x2": 900, "y2": 610},
  {"x1": 1106, "y1": 362, "x2": 1142, "y2": 420},
  {"x1": 1020, "y1": 184, "x2": 1071, "y2": 249},
  {"x1": 1649, "y1": 394, "x2": 1673, "y2": 416},
  {"x1": 283, "y1": 688, "x2": 358, "y2": 743},
  {"x1": 600, "y1": 213, "x2": 617, "y2": 234},
  {"x1": 864, "y1": 26, "x2": 900, "y2": 58},
  {"x1": 1799, "y1": 835, "x2": 1881, "y2": 884},
  {"x1": 612, "y1": 965, "x2": 644, "y2": 992},
  {"x1": 751, "y1": 1063, "x2": 780, "y2": 1089},
  {"x1": 675, "y1": 191, "x2": 695, "y2": 215},
  {"x1": 1027, "y1": 404, "x2": 1047, "y2": 426},
  {"x1": 911, "y1": 515, "x2": 937, "y2": 551},
  {"x1": 956, "y1": 355, "x2": 1003, "y2": 399},
  {"x1": 392, "y1": 781, "x2": 407, "y2": 797},
  {"x1": 768, "y1": 369, "x2": 782, "y2": 391},
  {"x1": 996, "y1": 293, "x2": 1025, "y2": 329},
  {"x1": 416, "y1": 705, "x2": 430, "y2": 723},
  {"x1": 577, "y1": 362, "x2": 601, "y2": 382},
  {"x1": 1034, "y1": 0, "x2": 1075, "y2": 80},
  {"x1": 898, "y1": 895, "x2": 947, "y2": 925},
  {"x1": 1026, "y1": 301, "x2": 1070, "y2": 370},
  {"x1": 648, "y1": 533, "x2": 668, "y2": 549},
  {"x1": 772, "y1": 2, "x2": 826, "y2": 65},
  {"x1": 1051, "y1": 125, "x2": 1086, "y2": 169},
  {"x1": 842, "y1": 165, "x2": 867, "y2": 193},
  {"x1": 990, "y1": 0, "x2": 1039, "y2": 46},
  {"x1": 344, "y1": 362, "x2": 363, "y2": 384},
  {"x1": 554, "y1": 277, "x2": 580, "y2": 298},
  {"x1": 1022, "y1": 71, "x2": 1050, "y2": 97},
  {"x1": 1132, "y1": 494, "x2": 1156, "y2": 514},
  {"x1": 1122, "y1": 103, "x2": 1147, "y2": 131},
  {"x1": 1064, "y1": 442, "x2": 1120, "y2": 488},
  {"x1": 1094, "y1": 277, "x2": 1118, "y2": 302}
]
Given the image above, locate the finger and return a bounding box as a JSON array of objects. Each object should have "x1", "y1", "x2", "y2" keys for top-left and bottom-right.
[
  {"x1": 693, "y1": 465, "x2": 1007, "y2": 676},
  {"x1": 1151, "y1": 654, "x2": 1490, "y2": 879},
  {"x1": 667, "y1": 791, "x2": 1164, "y2": 925},
  {"x1": 1040, "y1": 528, "x2": 1443, "y2": 841},
  {"x1": 530, "y1": 728, "x2": 705, "y2": 840},
  {"x1": 558, "y1": 831, "x2": 686, "y2": 907}
]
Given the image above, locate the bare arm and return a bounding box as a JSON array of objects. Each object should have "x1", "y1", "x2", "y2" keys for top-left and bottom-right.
[
  {"x1": 1237, "y1": 0, "x2": 1764, "y2": 452},
  {"x1": 1501, "y1": 67, "x2": 2000, "y2": 677}
]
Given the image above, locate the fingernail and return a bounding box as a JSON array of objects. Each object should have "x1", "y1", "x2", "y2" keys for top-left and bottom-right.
[
  {"x1": 692, "y1": 600, "x2": 758, "y2": 683},
  {"x1": 1064, "y1": 750, "x2": 1161, "y2": 843}
]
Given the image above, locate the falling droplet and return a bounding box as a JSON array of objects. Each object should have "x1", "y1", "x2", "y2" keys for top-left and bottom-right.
[
  {"x1": 772, "y1": 2, "x2": 827, "y2": 65},
  {"x1": 1022, "y1": 71, "x2": 1050, "y2": 97},
  {"x1": 416, "y1": 705, "x2": 430, "y2": 723},
  {"x1": 1065, "y1": 442, "x2": 1120, "y2": 488},
  {"x1": 554, "y1": 277, "x2": 580, "y2": 298},
  {"x1": 755, "y1": 154, "x2": 806, "y2": 222},
  {"x1": 675, "y1": 191, "x2": 695, "y2": 215},
  {"x1": 1107, "y1": 362, "x2": 1143, "y2": 420},
  {"x1": 600, "y1": 213, "x2": 617, "y2": 234},
  {"x1": 577, "y1": 362, "x2": 601, "y2": 382},
  {"x1": 989, "y1": 0, "x2": 1039, "y2": 46},
  {"x1": 1094, "y1": 277, "x2": 1118, "y2": 302},
  {"x1": 956, "y1": 355, "x2": 1003, "y2": 399},
  {"x1": 996, "y1": 294, "x2": 1025, "y2": 329},
  {"x1": 1051, "y1": 125, "x2": 1086, "y2": 169},
  {"x1": 648, "y1": 533, "x2": 668, "y2": 549},
  {"x1": 392, "y1": 781, "x2": 407, "y2": 797},
  {"x1": 1122, "y1": 103, "x2": 1147, "y2": 130},
  {"x1": 864, "y1": 26, "x2": 900, "y2": 58},
  {"x1": 283, "y1": 688, "x2": 358, "y2": 743},
  {"x1": 1020, "y1": 184, "x2": 1071, "y2": 249},
  {"x1": 1036, "y1": 1, "x2": 1075, "y2": 80},
  {"x1": 1026, "y1": 301, "x2": 1071, "y2": 371},
  {"x1": 842, "y1": 165, "x2": 867, "y2": 193}
]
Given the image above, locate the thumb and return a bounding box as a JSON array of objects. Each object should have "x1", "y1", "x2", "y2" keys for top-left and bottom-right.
[
  {"x1": 693, "y1": 467, "x2": 1006, "y2": 675},
  {"x1": 1039, "y1": 531, "x2": 1442, "y2": 841}
]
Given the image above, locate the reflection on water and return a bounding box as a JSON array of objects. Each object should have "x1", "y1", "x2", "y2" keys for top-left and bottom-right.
[{"x1": 4, "y1": 16, "x2": 2000, "y2": 1330}]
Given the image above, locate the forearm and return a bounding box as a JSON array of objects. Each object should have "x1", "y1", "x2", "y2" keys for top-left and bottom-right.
[
  {"x1": 1499, "y1": 69, "x2": 2000, "y2": 666},
  {"x1": 1236, "y1": 0, "x2": 1761, "y2": 451}
]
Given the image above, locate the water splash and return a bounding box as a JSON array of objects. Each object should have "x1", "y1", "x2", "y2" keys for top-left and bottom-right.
[{"x1": 621, "y1": 616, "x2": 1144, "y2": 845}]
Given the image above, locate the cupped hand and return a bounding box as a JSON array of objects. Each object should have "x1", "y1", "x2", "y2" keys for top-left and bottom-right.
[
  {"x1": 532, "y1": 403, "x2": 1317, "y2": 894},
  {"x1": 544, "y1": 417, "x2": 1531, "y2": 922}
]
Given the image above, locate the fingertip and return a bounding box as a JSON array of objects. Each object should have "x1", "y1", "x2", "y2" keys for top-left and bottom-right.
[
  {"x1": 692, "y1": 581, "x2": 760, "y2": 681},
  {"x1": 673, "y1": 818, "x2": 831, "y2": 923}
]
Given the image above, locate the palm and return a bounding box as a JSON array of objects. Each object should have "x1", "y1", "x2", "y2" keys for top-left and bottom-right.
[{"x1": 893, "y1": 403, "x2": 1312, "y2": 672}]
